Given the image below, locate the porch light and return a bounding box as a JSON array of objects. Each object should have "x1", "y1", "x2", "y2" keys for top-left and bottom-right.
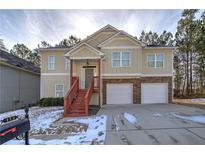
[{"x1": 86, "y1": 59, "x2": 89, "y2": 66}]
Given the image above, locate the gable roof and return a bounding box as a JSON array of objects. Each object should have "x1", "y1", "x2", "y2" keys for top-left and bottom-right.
[
  {"x1": 0, "y1": 49, "x2": 40, "y2": 74},
  {"x1": 97, "y1": 30, "x2": 145, "y2": 47},
  {"x1": 65, "y1": 24, "x2": 146, "y2": 55},
  {"x1": 82, "y1": 24, "x2": 119, "y2": 43},
  {"x1": 65, "y1": 43, "x2": 104, "y2": 57}
]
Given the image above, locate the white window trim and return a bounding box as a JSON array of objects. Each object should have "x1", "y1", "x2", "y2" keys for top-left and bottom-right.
[
  {"x1": 147, "y1": 53, "x2": 164, "y2": 68},
  {"x1": 48, "y1": 55, "x2": 55, "y2": 70},
  {"x1": 112, "y1": 51, "x2": 131, "y2": 67},
  {"x1": 55, "y1": 84, "x2": 64, "y2": 97}
]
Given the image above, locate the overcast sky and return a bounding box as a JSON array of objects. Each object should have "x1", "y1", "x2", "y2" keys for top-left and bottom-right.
[{"x1": 0, "y1": 9, "x2": 185, "y2": 50}]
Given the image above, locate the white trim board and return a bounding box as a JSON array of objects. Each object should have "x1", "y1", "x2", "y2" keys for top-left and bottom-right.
[
  {"x1": 70, "y1": 57, "x2": 101, "y2": 60},
  {"x1": 41, "y1": 73, "x2": 69, "y2": 76},
  {"x1": 102, "y1": 73, "x2": 173, "y2": 77},
  {"x1": 142, "y1": 74, "x2": 173, "y2": 77},
  {"x1": 102, "y1": 46, "x2": 141, "y2": 49},
  {"x1": 39, "y1": 48, "x2": 70, "y2": 51},
  {"x1": 41, "y1": 72, "x2": 172, "y2": 77},
  {"x1": 102, "y1": 73, "x2": 141, "y2": 76}
]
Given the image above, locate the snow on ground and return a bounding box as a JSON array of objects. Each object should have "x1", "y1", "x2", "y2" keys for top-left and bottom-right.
[
  {"x1": 191, "y1": 98, "x2": 205, "y2": 103},
  {"x1": 31, "y1": 109, "x2": 63, "y2": 135},
  {"x1": 63, "y1": 115, "x2": 107, "y2": 144},
  {"x1": 0, "y1": 107, "x2": 64, "y2": 135},
  {"x1": 123, "y1": 113, "x2": 137, "y2": 124},
  {"x1": 153, "y1": 113, "x2": 163, "y2": 117},
  {"x1": 4, "y1": 115, "x2": 107, "y2": 145},
  {"x1": 113, "y1": 115, "x2": 120, "y2": 131},
  {"x1": 171, "y1": 112, "x2": 205, "y2": 124}
]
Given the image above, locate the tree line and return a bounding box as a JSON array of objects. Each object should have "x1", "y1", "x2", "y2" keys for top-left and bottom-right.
[
  {"x1": 0, "y1": 9, "x2": 204, "y2": 98},
  {"x1": 0, "y1": 35, "x2": 81, "y2": 67}
]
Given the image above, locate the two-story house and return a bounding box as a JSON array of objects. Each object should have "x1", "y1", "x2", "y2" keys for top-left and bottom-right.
[{"x1": 39, "y1": 24, "x2": 174, "y2": 117}]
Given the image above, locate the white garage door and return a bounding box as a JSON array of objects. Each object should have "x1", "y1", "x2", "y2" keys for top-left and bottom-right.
[
  {"x1": 107, "y1": 84, "x2": 133, "y2": 104},
  {"x1": 141, "y1": 83, "x2": 168, "y2": 104}
]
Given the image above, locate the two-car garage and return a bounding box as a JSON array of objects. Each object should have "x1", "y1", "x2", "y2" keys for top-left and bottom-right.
[{"x1": 106, "y1": 83, "x2": 168, "y2": 105}]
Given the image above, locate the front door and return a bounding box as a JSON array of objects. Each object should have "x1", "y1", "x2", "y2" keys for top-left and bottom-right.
[{"x1": 85, "y1": 68, "x2": 94, "y2": 88}]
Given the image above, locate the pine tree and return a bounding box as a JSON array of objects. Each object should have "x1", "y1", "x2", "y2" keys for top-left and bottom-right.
[{"x1": 0, "y1": 39, "x2": 8, "y2": 51}]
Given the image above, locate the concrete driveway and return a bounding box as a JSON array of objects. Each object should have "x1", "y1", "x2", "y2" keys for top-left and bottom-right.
[{"x1": 97, "y1": 104, "x2": 205, "y2": 145}]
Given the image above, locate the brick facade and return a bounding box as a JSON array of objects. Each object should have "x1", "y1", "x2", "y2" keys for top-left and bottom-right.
[{"x1": 102, "y1": 76, "x2": 172, "y2": 104}]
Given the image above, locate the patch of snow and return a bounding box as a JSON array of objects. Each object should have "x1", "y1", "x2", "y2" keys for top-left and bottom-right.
[
  {"x1": 191, "y1": 98, "x2": 205, "y2": 102},
  {"x1": 171, "y1": 112, "x2": 205, "y2": 124},
  {"x1": 123, "y1": 113, "x2": 137, "y2": 124},
  {"x1": 0, "y1": 107, "x2": 64, "y2": 135},
  {"x1": 3, "y1": 137, "x2": 74, "y2": 145},
  {"x1": 153, "y1": 113, "x2": 163, "y2": 117},
  {"x1": 64, "y1": 115, "x2": 107, "y2": 144},
  {"x1": 4, "y1": 115, "x2": 107, "y2": 145},
  {"x1": 114, "y1": 116, "x2": 120, "y2": 131},
  {"x1": 31, "y1": 109, "x2": 63, "y2": 135}
]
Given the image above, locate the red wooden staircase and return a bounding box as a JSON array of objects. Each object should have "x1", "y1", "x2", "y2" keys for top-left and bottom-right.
[{"x1": 64, "y1": 77, "x2": 96, "y2": 117}]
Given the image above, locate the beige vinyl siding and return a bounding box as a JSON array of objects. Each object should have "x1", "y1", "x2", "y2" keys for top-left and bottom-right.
[
  {"x1": 142, "y1": 48, "x2": 173, "y2": 75},
  {"x1": 40, "y1": 50, "x2": 69, "y2": 73},
  {"x1": 105, "y1": 36, "x2": 140, "y2": 47},
  {"x1": 86, "y1": 31, "x2": 117, "y2": 47},
  {"x1": 70, "y1": 45, "x2": 99, "y2": 58},
  {"x1": 41, "y1": 75, "x2": 69, "y2": 98},
  {"x1": 90, "y1": 93, "x2": 99, "y2": 105},
  {"x1": 101, "y1": 48, "x2": 142, "y2": 75}
]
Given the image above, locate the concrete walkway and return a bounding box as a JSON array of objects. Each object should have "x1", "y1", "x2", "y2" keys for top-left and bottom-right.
[{"x1": 97, "y1": 104, "x2": 205, "y2": 145}]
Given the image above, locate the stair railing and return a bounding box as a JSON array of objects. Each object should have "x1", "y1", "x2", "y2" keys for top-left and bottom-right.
[
  {"x1": 84, "y1": 77, "x2": 94, "y2": 115},
  {"x1": 64, "y1": 77, "x2": 79, "y2": 116}
]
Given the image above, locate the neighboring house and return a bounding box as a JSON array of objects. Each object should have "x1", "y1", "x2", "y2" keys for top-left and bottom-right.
[
  {"x1": 0, "y1": 49, "x2": 40, "y2": 113},
  {"x1": 39, "y1": 24, "x2": 174, "y2": 117}
]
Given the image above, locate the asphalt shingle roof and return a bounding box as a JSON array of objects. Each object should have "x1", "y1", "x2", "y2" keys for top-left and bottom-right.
[
  {"x1": 0, "y1": 49, "x2": 40, "y2": 74},
  {"x1": 146, "y1": 44, "x2": 174, "y2": 47}
]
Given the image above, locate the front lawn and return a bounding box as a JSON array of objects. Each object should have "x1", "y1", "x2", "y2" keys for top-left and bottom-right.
[{"x1": 0, "y1": 107, "x2": 107, "y2": 145}]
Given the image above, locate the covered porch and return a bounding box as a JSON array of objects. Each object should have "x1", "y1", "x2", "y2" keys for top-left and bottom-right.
[{"x1": 64, "y1": 43, "x2": 104, "y2": 117}]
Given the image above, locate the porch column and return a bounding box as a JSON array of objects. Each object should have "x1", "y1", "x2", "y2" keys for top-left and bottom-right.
[
  {"x1": 70, "y1": 59, "x2": 73, "y2": 87},
  {"x1": 98, "y1": 59, "x2": 101, "y2": 106}
]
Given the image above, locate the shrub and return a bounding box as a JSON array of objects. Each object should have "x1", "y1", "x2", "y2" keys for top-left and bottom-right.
[{"x1": 38, "y1": 97, "x2": 64, "y2": 107}]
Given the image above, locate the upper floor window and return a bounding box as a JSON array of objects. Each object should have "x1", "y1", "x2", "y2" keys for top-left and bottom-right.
[
  {"x1": 55, "y1": 84, "x2": 64, "y2": 97},
  {"x1": 147, "y1": 53, "x2": 164, "y2": 68},
  {"x1": 65, "y1": 58, "x2": 69, "y2": 70},
  {"x1": 147, "y1": 54, "x2": 155, "y2": 67},
  {"x1": 48, "y1": 55, "x2": 55, "y2": 70},
  {"x1": 112, "y1": 51, "x2": 130, "y2": 67}
]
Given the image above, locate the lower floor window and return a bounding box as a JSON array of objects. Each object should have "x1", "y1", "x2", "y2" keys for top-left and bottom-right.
[{"x1": 55, "y1": 84, "x2": 64, "y2": 97}]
